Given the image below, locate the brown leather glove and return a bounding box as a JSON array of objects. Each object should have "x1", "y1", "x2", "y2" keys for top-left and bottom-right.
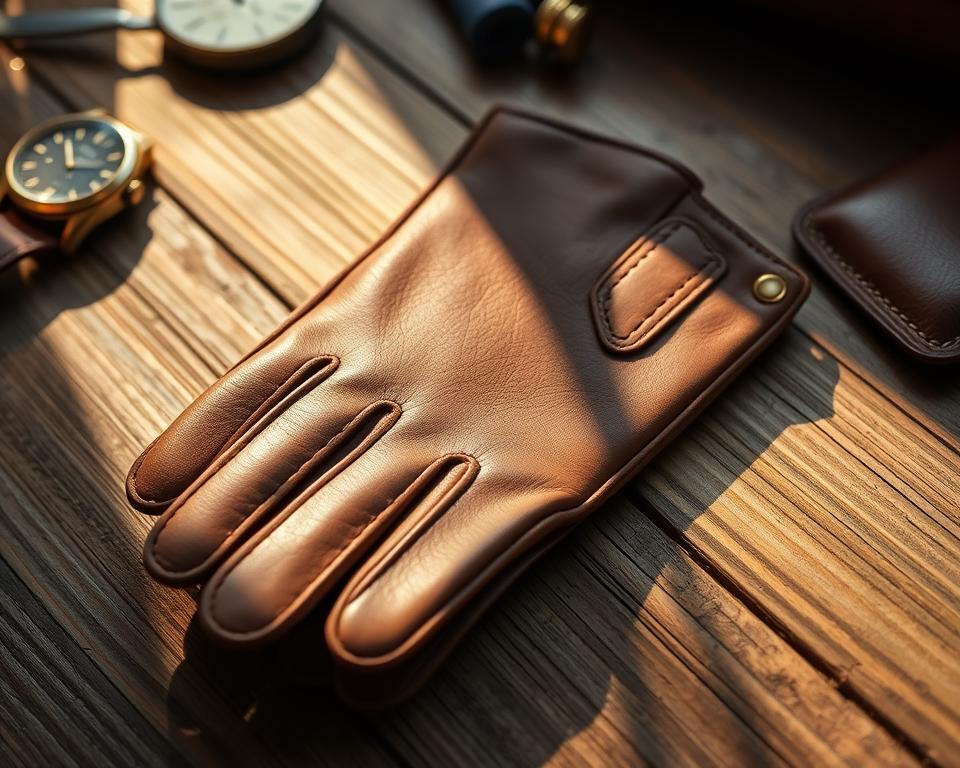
[{"x1": 127, "y1": 108, "x2": 808, "y2": 707}]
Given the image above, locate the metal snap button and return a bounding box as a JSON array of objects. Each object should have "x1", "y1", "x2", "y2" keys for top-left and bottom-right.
[{"x1": 753, "y1": 273, "x2": 787, "y2": 303}]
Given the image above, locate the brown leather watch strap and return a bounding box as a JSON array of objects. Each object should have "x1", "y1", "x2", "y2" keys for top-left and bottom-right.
[{"x1": 0, "y1": 208, "x2": 59, "y2": 271}]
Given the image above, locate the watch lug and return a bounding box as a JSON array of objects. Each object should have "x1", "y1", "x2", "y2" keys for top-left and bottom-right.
[
  {"x1": 61, "y1": 199, "x2": 119, "y2": 254},
  {"x1": 139, "y1": 138, "x2": 154, "y2": 165},
  {"x1": 124, "y1": 178, "x2": 146, "y2": 205}
]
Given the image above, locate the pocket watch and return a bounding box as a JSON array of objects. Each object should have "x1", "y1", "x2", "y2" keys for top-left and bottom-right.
[
  {"x1": 160, "y1": 0, "x2": 325, "y2": 70},
  {"x1": 0, "y1": 110, "x2": 153, "y2": 269},
  {"x1": 0, "y1": 0, "x2": 325, "y2": 71}
]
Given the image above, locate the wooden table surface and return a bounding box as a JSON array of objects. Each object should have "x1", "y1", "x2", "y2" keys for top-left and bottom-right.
[{"x1": 1, "y1": 2, "x2": 958, "y2": 766}]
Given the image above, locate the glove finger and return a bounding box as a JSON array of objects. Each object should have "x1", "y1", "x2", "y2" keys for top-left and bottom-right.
[
  {"x1": 197, "y1": 431, "x2": 477, "y2": 647},
  {"x1": 144, "y1": 380, "x2": 391, "y2": 584},
  {"x1": 127, "y1": 333, "x2": 337, "y2": 512},
  {"x1": 326, "y1": 472, "x2": 575, "y2": 672}
]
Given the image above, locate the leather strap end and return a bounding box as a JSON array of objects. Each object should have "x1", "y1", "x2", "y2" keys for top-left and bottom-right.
[
  {"x1": 0, "y1": 208, "x2": 59, "y2": 271},
  {"x1": 591, "y1": 217, "x2": 727, "y2": 354}
]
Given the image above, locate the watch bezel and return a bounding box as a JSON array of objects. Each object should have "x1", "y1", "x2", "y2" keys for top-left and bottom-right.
[
  {"x1": 157, "y1": 0, "x2": 324, "y2": 70},
  {"x1": 3, "y1": 112, "x2": 141, "y2": 218}
]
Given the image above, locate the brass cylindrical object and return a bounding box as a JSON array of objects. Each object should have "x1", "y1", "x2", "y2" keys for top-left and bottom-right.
[{"x1": 535, "y1": 0, "x2": 593, "y2": 63}]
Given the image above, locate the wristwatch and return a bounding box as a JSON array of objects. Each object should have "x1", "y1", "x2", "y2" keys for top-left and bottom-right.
[{"x1": 0, "y1": 110, "x2": 152, "y2": 270}]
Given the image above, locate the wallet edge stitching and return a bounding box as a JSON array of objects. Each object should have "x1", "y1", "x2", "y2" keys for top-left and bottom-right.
[{"x1": 805, "y1": 219, "x2": 960, "y2": 349}]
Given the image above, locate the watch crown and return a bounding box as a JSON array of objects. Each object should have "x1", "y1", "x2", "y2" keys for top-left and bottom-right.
[{"x1": 124, "y1": 179, "x2": 145, "y2": 205}]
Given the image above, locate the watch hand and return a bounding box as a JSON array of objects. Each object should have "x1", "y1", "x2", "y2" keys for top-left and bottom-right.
[
  {"x1": 64, "y1": 138, "x2": 75, "y2": 169},
  {"x1": 71, "y1": 161, "x2": 106, "y2": 170}
]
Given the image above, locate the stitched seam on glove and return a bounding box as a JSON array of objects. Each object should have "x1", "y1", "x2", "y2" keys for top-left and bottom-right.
[
  {"x1": 151, "y1": 401, "x2": 401, "y2": 577},
  {"x1": 206, "y1": 451, "x2": 477, "y2": 636},
  {"x1": 595, "y1": 221, "x2": 725, "y2": 348},
  {"x1": 147, "y1": 372, "x2": 392, "y2": 580},
  {"x1": 338, "y1": 455, "x2": 480, "y2": 602},
  {"x1": 129, "y1": 355, "x2": 339, "y2": 506},
  {"x1": 690, "y1": 193, "x2": 795, "y2": 274}
]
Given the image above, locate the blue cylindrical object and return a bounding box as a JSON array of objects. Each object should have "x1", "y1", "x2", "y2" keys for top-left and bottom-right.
[{"x1": 444, "y1": 0, "x2": 534, "y2": 64}]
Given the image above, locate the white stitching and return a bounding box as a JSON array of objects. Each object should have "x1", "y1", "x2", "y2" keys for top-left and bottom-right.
[{"x1": 807, "y1": 221, "x2": 960, "y2": 348}]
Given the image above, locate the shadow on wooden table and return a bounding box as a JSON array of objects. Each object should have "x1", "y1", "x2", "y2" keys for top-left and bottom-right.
[
  {"x1": 21, "y1": 42, "x2": 334, "y2": 113},
  {"x1": 390, "y1": 341, "x2": 840, "y2": 767},
  {"x1": 0, "y1": 194, "x2": 169, "y2": 760},
  {"x1": 0, "y1": 192, "x2": 156, "y2": 334},
  {"x1": 8, "y1": 0, "x2": 333, "y2": 113}
]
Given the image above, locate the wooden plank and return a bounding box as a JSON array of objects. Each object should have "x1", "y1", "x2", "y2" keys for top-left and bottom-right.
[
  {"x1": 634, "y1": 331, "x2": 960, "y2": 764},
  {"x1": 0, "y1": 556, "x2": 182, "y2": 768},
  {"x1": 327, "y1": 0, "x2": 960, "y2": 440},
  {"x1": 380, "y1": 497, "x2": 917, "y2": 767}
]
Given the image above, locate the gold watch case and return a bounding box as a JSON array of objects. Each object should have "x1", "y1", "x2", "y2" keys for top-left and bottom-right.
[{"x1": 1, "y1": 109, "x2": 153, "y2": 254}]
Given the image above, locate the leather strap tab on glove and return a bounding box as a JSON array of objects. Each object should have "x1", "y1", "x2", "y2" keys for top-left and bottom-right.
[{"x1": 127, "y1": 107, "x2": 809, "y2": 707}]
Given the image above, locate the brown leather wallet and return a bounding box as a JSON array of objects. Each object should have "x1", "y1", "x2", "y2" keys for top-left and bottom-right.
[
  {"x1": 127, "y1": 107, "x2": 809, "y2": 707},
  {"x1": 794, "y1": 137, "x2": 960, "y2": 363}
]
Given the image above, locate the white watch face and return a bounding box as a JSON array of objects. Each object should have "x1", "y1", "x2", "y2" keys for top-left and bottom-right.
[{"x1": 158, "y1": 0, "x2": 323, "y2": 53}]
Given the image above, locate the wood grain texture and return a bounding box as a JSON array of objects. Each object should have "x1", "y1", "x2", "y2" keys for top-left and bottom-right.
[
  {"x1": 635, "y1": 332, "x2": 960, "y2": 762},
  {"x1": 0, "y1": 61, "x2": 396, "y2": 768},
  {"x1": 381, "y1": 496, "x2": 917, "y2": 767},
  {"x1": 0, "y1": 557, "x2": 182, "y2": 768},
  {"x1": 0, "y1": 1, "x2": 956, "y2": 766}
]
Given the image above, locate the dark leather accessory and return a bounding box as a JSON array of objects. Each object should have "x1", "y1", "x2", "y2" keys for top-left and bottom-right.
[
  {"x1": 794, "y1": 138, "x2": 960, "y2": 363},
  {"x1": 0, "y1": 209, "x2": 58, "y2": 271},
  {"x1": 126, "y1": 107, "x2": 809, "y2": 707}
]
